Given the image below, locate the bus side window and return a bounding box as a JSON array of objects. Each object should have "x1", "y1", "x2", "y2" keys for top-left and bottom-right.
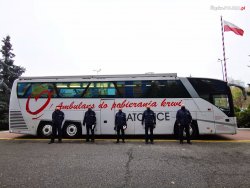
[
  {"x1": 83, "y1": 82, "x2": 117, "y2": 98},
  {"x1": 56, "y1": 82, "x2": 86, "y2": 98},
  {"x1": 30, "y1": 83, "x2": 57, "y2": 98},
  {"x1": 115, "y1": 81, "x2": 125, "y2": 98},
  {"x1": 17, "y1": 83, "x2": 31, "y2": 98},
  {"x1": 165, "y1": 80, "x2": 190, "y2": 98},
  {"x1": 124, "y1": 81, "x2": 134, "y2": 98},
  {"x1": 144, "y1": 81, "x2": 160, "y2": 98},
  {"x1": 213, "y1": 94, "x2": 230, "y2": 112},
  {"x1": 113, "y1": 81, "x2": 123, "y2": 98}
]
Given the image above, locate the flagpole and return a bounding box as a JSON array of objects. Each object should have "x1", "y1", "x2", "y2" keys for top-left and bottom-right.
[{"x1": 220, "y1": 16, "x2": 227, "y2": 82}]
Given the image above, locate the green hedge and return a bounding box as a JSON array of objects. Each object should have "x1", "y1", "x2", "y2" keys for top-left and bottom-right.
[
  {"x1": 0, "y1": 119, "x2": 9, "y2": 130},
  {"x1": 235, "y1": 105, "x2": 250, "y2": 128}
]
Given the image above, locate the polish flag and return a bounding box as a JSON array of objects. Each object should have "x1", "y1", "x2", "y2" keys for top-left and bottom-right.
[{"x1": 223, "y1": 20, "x2": 244, "y2": 36}]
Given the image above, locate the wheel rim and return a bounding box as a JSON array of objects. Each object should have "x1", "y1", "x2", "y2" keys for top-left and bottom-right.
[
  {"x1": 66, "y1": 124, "x2": 78, "y2": 137},
  {"x1": 42, "y1": 124, "x2": 52, "y2": 136}
]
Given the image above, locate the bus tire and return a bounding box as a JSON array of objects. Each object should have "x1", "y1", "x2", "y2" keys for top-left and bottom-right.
[
  {"x1": 173, "y1": 121, "x2": 199, "y2": 139},
  {"x1": 63, "y1": 122, "x2": 82, "y2": 138},
  {"x1": 38, "y1": 121, "x2": 53, "y2": 138}
]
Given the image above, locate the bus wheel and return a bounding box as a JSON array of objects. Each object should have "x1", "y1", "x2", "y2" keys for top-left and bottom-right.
[
  {"x1": 63, "y1": 122, "x2": 81, "y2": 138},
  {"x1": 38, "y1": 122, "x2": 52, "y2": 138}
]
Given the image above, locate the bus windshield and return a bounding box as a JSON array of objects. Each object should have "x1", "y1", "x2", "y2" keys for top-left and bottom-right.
[{"x1": 187, "y1": 78, "x2": 234, "y2": 117}]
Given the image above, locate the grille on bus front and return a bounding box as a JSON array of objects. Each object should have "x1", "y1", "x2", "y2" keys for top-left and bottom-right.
[{"x1": 9, "y1": 111, "x2": 28, "y2": 130}]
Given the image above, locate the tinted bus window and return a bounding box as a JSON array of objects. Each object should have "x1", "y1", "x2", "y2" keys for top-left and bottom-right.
[
  {"x1": 56, "y1": 82, "x2": 87, "y2": 98},
  {"x1": 17, "y1": 80, "x2": 190, "y2": 99},
  {"x1": 125, "y1": 80, "x2": 149, "y2": 98},
  {"x1": 17, "y1": 83, "x2": 57, "y2": 98},
  {"x1": 188, "y1": 78, "x2": 228, "y2": 101},
  {"x1": 213, "y1": 94, "x2": 230, "y2": 110},
  {"x1": 31, "y1": 83, "x2": 57, "y2": 98},
  {"x1": 160, "y1": 80, "x2": 190, "y2": 98},
  {"x1": 115, "y1": 80, "x2": 190, "y2": 98},
  {"x1": 115, "y1": 80, "x2": 151, "y2": 98},
  {"x1": 84, "y1": 82, "x2": 117, "y2": 98},
  {"x1": 187, "y1": 78, "x2": 234, "y2": 116},
  {"x1": 17, "y1": 83, "x2": 31, "y2": 97},
  {"x1": 188, "y1": 78, "x2": 228, "y2": 94}
]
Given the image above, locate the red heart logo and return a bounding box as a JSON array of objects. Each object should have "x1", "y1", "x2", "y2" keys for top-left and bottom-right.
[{"x1": 26, "y1": 90, "x2": 52, "y2": 115}]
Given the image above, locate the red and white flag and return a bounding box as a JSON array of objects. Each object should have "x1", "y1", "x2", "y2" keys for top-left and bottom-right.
[{"x1": 223, "y1": 20, "x2": 244, "y2": 36}]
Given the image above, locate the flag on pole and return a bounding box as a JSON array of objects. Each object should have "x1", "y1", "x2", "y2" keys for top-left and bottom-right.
[{"x1": 223, "y1": 20, "x2": 244, "y2": 36}]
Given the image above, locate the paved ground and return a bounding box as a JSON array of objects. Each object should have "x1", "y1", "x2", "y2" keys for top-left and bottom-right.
[
  {"x1": 0, "y1": 129, "x2": 249, "y2": 187},
  {"x1": 216, "y1": 130, "x2": 250, "y2": 141},
  {"x1": 0, "y1": 140, "x2": 250, "y2": 188},
  {"x1": 0, "y1": 129, "x2": 249, "y2": 142}
]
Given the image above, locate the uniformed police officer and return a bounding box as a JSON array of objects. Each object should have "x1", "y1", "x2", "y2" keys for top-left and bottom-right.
[
  {"x1": 142, "y1": 105, "x2": 156, "y2": 144},
  {"x1": 114, "y1": 108, "x2": 127, "y2": 143},
  {"x1": 83, "y1": 107, "x2": 96, "y2": 142},
  {"x1": 49, "y1": 106, "x2": 64, "y2": 144},
  {"x1": 176, "y1": 104, "x2": 192, "y2": 144}
]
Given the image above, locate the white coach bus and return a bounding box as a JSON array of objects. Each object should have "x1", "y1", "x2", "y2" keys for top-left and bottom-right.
[{"x1": 9, "y1": 73, "x2": 237, "y2": 138}]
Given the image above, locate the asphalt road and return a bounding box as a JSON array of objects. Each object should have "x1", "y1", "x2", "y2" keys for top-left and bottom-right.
[
  {"x1": 0, "y1": 140, "x2": 250, "y2": 188},
  {"x1": 1, "y1": 129, "x2": 250, "y2": 140}
]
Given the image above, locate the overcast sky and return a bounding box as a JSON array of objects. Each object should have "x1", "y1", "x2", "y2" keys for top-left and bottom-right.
[{"x1": 0, "y1": 0, "x2": 249, "y2": 85}]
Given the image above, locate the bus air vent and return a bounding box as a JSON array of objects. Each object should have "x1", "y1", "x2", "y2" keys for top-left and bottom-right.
[{"x1": 9, "y1": 111, "x2": 28, "y2": 130}]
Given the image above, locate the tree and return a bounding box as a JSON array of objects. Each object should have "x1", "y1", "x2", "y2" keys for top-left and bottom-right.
[
  {"x1": 231, "y1": 86, "x2": 245, "y2": 108},
  {"x1": 0, "y1": 35, "x2": 25, "y2": 129},
  {"x1": 229, "y1": 80, "x2": 250, "y2": 127},
  {"x1": 0, "y1": 36, "x2": 25, "y2": 91},
  {"x1": 236, "y1": 105, "x2": 250, "y2": 128}
]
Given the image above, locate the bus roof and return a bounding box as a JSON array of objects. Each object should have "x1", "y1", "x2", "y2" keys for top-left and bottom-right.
[{"x1": 19, "y1": 73, "x2": 177, "y2": 80}]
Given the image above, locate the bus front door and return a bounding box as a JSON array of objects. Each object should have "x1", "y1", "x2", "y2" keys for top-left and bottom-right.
[
  {"x1": 100, "y1": 99, "x2": 115, "y2": 134},
  {"x1": 197, "y1": 104, "x2": 215, "y2": 134}
]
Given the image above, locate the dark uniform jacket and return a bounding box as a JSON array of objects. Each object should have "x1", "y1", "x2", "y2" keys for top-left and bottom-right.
[
  {"x1": 83, "y1": 110, "x2": 96, "y2": 126},
  {"x1": 115, "y1": 111, "x2": 127, "y2": 129},
  {"x1": 52, "y1": 110, "x2": 64, "y2": 125},
  {"x1": 176, "y1": 108, "x2": 192, "y2": 126},
  {"x1": 142, "y1": 109, "x2": 156, "y2": 126}
]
